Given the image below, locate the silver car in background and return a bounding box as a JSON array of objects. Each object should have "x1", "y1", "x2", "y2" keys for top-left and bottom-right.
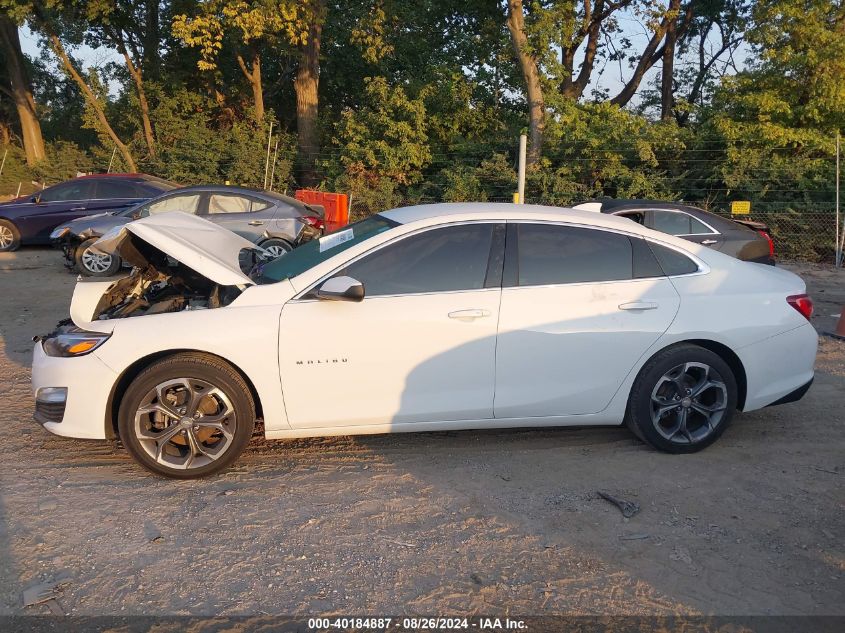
[{"x1": 50, "y1": 185, "x2": 325, "y2": 276}]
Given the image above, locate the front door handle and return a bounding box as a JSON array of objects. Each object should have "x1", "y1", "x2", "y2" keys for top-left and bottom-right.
[
  {"x1": 701, "y1": 239, "x2": 718, "y2": 245},
  {"x1": 618, "y1": 301, "x2": 658, "y2": 311},
  {"x1": 248, "y1": 220, "x2": 264, "y2": 226},
  {"x1": 448, "y1": 309, "x2": 491, "y2": 321},
  {"x1": 70, "y1": 206, "x2": 86, "y2": 211}
]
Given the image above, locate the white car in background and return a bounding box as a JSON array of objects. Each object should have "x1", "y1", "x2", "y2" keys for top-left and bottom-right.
[{"x1": 32, "y1": 204, "x2": 818, "y2": 478}]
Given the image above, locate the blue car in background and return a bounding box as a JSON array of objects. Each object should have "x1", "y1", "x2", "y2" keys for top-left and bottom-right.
[{"x1": 0, "y1": 173, "x2": 177, "y2": 252}]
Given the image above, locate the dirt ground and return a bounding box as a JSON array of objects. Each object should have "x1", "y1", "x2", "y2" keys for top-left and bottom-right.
[{"x1": 0, "y1": 246, "x2": 843, "y2": 618}]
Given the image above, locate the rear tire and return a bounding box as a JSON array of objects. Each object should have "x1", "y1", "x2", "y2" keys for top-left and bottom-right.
[
  {"x1": 0, "y1": 219, "x2": 21, "y2": 252},
  {"x1": 625, "y1": 344, "x2": 737, "y2": 453},
  {"x1": 75, "y1": 237, "x2": 122, "y2": 276},
  {"x1": 259, "y1": 238, "x2": 292, "y2": 259},
  {"x1": 118, "y1": 353, "x2": 256, "y2": 478}
]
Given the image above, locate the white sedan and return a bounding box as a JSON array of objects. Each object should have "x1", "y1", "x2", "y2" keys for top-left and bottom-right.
[{"x1": 32, "y1": 204, "x2": 818, "y2": 478}]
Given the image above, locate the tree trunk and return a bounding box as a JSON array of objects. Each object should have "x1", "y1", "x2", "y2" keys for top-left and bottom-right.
[
  {"x1": 120, "y1": 45, "x2": 156, "y2": 157},
  {"x1": 46, "y1": 31, "x2": 137, "y2": 171},
  {"x1": 294, "y1": 0, "x2": 324, "y2": 187},
  {"x1": 236, "y1": 52, "x2": 264, "y2": 122},
  {"x1": 660, "y1": 12, "x2": 677, "y2": 120},
  {"x1": 0, "y1": 16, "x2": 45, "y2": 164},
  {"x1": 506, "y1": 0, "x2": 544, "y2": 164},
  {"x1": 143, "y1": 0, "x2": 160, "y2": 78}
]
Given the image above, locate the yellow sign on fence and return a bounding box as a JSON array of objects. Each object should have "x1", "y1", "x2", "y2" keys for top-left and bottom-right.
[{"x1": 731, "y1": 200, "x2": 751, "y2": 215}]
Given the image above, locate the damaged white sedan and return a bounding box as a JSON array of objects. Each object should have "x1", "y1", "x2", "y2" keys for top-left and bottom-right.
[{"x1": 32, "y1": 206, "x2": 818, "y2": 478}]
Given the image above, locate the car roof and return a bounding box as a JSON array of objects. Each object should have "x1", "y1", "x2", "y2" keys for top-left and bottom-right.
[
  {"x1": 583, "y1": 198, "x2": 743, "y2": 233},
  {"x1": 76, "y1": 173, "x2": 162, "y2": 181},
  {"x1": 381, "y1": 202, "x2": 652, "y2": 232},
  {"x1": 160, "y1": 184, "x2": 306, "y2": 205}
]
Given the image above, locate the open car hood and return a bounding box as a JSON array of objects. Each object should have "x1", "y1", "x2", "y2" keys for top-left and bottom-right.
[{"x1": 91, "y1": 211, "x2": 259, "y2": 288}]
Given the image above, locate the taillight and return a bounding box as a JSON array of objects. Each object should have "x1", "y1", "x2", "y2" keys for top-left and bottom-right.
[
  {"x1": 758, "y1": 230, "x2": 775, "y2": 259},
  {"x1": 300, "y1": 215, "x2": 324, "y2": 231},
  {"x1": 786, "y1": 294, "x2": 813, "y2": 321}
]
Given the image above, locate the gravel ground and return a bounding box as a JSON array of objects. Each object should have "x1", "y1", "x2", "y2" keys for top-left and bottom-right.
[{"x1": 0, "y1": 247, "x2": 843, "y2": 617}]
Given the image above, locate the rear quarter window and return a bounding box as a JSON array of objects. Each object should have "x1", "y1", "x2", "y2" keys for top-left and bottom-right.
[{"x1": 647, "y1": 242, "x2": 700, "y2": 276}]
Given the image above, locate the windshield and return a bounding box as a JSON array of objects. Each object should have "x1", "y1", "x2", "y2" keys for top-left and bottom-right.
[{"x1": 253, "y1": 214, "x2": 399, "y2": 283}]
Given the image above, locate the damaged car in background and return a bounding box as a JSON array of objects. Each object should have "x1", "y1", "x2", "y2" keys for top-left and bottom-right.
[
  {"x1": 32, "y1": 205, "x2": 817, "y2": 480},
  {"x1": 49, "y1": 185, "x2": 325, "y2": 277}
]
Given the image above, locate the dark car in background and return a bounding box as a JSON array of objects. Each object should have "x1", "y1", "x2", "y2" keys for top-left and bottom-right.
[
  {"x1": 51, "y1": 185, "x2": 325, "y2": 276},
  {"x1": 0, "y1": 173, "x2": 177, "y2": 252},
  {"x1": 572, "y1": 199, "x2": 775, "y2": 265}
]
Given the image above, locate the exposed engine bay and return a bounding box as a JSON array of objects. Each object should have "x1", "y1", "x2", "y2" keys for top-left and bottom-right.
[{"x1": 90, "y1": 232, "x2": 246, "y2": 321}]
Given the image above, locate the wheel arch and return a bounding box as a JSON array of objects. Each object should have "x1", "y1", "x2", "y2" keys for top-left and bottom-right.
[
  {"x1": 639, "y1": 338, "x2": 747, "y2": 411},
  {"x1": 104, "y1": 349, "x2": 265, "y2": 439}
]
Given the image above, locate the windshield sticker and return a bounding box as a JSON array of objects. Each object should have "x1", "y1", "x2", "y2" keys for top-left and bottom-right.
[{"x1": 318, "y1": 228, "x2": 354, "y2": 252}]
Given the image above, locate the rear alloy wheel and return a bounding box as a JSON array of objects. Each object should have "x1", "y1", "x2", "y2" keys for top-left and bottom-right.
[
  {"x1": 118, "y1": 353, "x2": 255, "y2": 478},
  {"x1": 0, "y1": 219, "x2": 21, "y2": 252},
  {"x1": 75, "y1": 237, "x2": 122, "y2": 276},
  {"x1": 260, "y1": 238, "x2": 292, "y2": 259},
  {"x1": 626, "y1": 344, "x2": 737, "y2": 453}
]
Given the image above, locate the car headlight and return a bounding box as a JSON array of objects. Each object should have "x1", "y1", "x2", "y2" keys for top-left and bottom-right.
[
  {"x1": 50, "y1": 226, "x2": 70, "y2": 240},
  {"x1": 42, "y1": 330, "x2": 111, "y2": 357}
]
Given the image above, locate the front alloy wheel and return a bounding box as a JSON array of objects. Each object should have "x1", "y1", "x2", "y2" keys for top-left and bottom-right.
[
  {"x1": 626, "y1": 344, "x2": 737, "y2": 453},
  {"x1": 118, "y1": 353, "x2": 255, "y2": 478}
]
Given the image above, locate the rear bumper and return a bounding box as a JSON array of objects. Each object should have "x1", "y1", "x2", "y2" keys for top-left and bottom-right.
[
  {"x1": 765, "y1": 377, "x2": 813, "y2": 407},
  {"x1": 740, "y1": 323, "x2": 818, "y2": 411}
]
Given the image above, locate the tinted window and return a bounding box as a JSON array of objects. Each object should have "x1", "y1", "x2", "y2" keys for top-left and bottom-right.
[
  {"x1": 517, "y1": 224, "x2": 632, "y2": 286},
  {"x1": 651, "y1": 211, "x2": 692, "y2": 235},
  {"x1": 208, "y1": 194, "x2": 270, "y2": 214},
  {"x1": 40, "y1": 180, "x2": 96, "y2": 202},
  {"x1": 94, "y1": 179, "x2": 140, "y2": 199},
  {"x1": 648, "y1": 242, "x2": 699, "y2": 275},
  {"x1": 689, "y1": 216, "x2": 715, "y2": 234},
  {"x1": 339, "y1": 224, "x2": 494, "y2": 296}
]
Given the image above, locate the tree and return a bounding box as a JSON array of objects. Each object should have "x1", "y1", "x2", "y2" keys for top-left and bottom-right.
[
  {"x1": 173, "y1": 0, "x2": 302, "y2": 123},
  {"x1": 0, "y1": 12, "x2": 45, "y2": 163},
  {"x1": 294, "y1": 0, "x2": 324, "y2": 186},
  {"x1": 506, "y1": 0, "x2": 545, "y2": 164}
]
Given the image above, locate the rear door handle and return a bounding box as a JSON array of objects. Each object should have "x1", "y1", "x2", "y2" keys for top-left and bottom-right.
[
  {"x1": 701, "y1": 239, "x2": 718, "y2": 245},
  {"x1": 248, "y1": 220, "x2": 264, "y2": 226},
  {"x1": 70, "y1": 206, "x2": 86, "y2": 211},
  {"x1": 448, "y1": 309, "x2": 491, "y2": 320},
  {"x1": 618, "y1": 301, "x2": 658, "y2": 311}
]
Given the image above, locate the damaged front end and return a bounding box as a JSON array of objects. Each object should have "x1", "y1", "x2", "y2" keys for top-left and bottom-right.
[{"x1": 67, "y1": 212, "x2": 263, "y2": 331}]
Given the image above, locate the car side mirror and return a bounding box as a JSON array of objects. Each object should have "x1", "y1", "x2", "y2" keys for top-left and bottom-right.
[
  {"x1": 316, "y1": 276, "x2": 364, "y2": 302},
  {"x1": 30, "y1": 195, "x2": 40, "y2": 203}
]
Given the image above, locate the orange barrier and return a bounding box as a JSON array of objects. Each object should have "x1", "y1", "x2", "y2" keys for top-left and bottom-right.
[
  {"x1": 835, "y1": 306, "x2": 845, "y2": 338},
  {"x1": 295, "y1": 190, "x2": 349, "y2": 232}
]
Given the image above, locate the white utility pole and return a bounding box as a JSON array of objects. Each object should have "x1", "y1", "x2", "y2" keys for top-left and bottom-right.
[
  {"x1": 517, "y1": 134, "x2": 526, "y2": 204},
  {"x1": 107, "y1": 146, "x2": 117, "y2": 173},
  {"x1": 263, "y1": 121, "x2": 274, "y2": 190},
  {"x1": 0, "y1": 149, "x2": 7, "y2": 177},
  {"x1": 269, "y1": 138, "x2": 280, "y2": 191}
]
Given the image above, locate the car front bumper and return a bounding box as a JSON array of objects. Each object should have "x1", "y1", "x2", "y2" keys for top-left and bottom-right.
[{"x1": 31, "y1": 342, "x2": 118, "y2": 439}]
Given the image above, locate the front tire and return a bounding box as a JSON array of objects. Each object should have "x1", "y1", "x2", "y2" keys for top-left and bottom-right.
[
  {"x1": 0, "y1": 219, "x2": 21, "y2": 252},
  {"x1": 118, "y1": 353, "x2": 256, "y2": 478},
  {"x1": 75, "y1": 237, "x2": 122, "y2": 276},
  {"x1": 625, "y1": 344, "x2": 737, "y2": 453}
]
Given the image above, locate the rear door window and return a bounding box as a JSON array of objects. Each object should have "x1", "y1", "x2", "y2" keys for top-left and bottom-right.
[
  {"x1": 94, "y1": 179, "x2": 141, "y2": 199},
  {"x1": 650, "y1": 211, "x2": 692, "y2": 236},
  {"x1": 515, "y1": 223, "x2": 633, "y2": 286}
]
